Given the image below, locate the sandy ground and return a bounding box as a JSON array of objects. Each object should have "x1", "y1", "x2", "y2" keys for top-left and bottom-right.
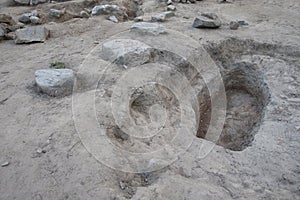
[{"x1": 0, "y1": 0, "x2": 300, "y2": 199}]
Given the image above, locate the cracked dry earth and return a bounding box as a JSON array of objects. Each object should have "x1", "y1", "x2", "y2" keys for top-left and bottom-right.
[{"x1": 1, "y1": 0, "x2": 300, "y2": 199}]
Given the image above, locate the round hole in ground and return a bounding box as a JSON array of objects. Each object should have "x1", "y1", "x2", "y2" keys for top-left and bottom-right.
[{"x1": 196, "y1": 62, "x2": 270, "y2": 151}]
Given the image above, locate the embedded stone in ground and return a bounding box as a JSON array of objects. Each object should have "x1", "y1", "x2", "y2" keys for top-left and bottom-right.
[
  {"x1": 131, "y1": 22, "x2": 166, "y2": 35},
  {"x1": 15, "y1": 26, "x2": 49, "y2": 44},
  {"x1": 35, "y1": 69, "x2": 75, "y2": 97},
  {"x1": 101, "y1": 39, "x2": 152, "y2": 67}
]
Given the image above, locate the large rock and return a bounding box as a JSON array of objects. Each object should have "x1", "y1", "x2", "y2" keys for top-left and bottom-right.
[
  {"x1": 35, "y1": 69, "x2": 75, "y2": 97},
  {"x1": 131, "y1": 22, "x2": 166, "y2": 36},
  {"x1": 15, "y1": 26, "x2": 49, "y2": 44},
  {"x1": 102, "y1": 39, "x2": 152, "y2": 67},
  {"x1": 91, "y1": 5, "x2": 124, "y2": 16},
  {"x1": 192, "y1": 13, "x2": 221, "y2": 28}
]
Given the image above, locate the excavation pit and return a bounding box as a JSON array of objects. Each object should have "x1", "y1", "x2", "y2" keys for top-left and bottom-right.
[
  {"x1": 197, "y1": 62, "x2": 270, "y2": 151},
  {"x1": 94, "y1": 39, "x2": 270, "y2": 152}
]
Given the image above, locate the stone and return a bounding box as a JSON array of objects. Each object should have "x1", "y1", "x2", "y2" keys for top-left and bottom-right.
[
  {"x1": 80, "y1": 11, "x2": 89, "y2": 18},
  {"x1": 31, "y1": 10, "x2": 38, "y2": 17},
  {"x1": 119, "y1": 181, "x2": 126, "y2": 190},
  {"x1": 167, "y1": 0, "x2": 173, "y2": 5},
  {"x1": 163, "y1": 11, "x2": 175, "y2": 18},
  {"x1": 133, "y1": 16, "x2": 144, "y2": 22},
  {"x1": 49, "y1": 9, "x2": 65, "y2": 18},
  {"x1": 1, "y1": 161, "x2": 9, "y2": 167},
  {"x1": 0, "y1": 26, "x2": 4, "y2": 39},
  {"x1": 30, "y1": 0, "x2": 47, "y2": 5},
  {"x1": 238, "y1": 20, "x2": 249, "y2": 26},
  {"x1": 35, "y1": 69, "x2": 75, "y2": 97},
  {"x1": 151, "y1": 13, "x2": 166, "y2": 22},
  {"x1": 18, "y1": 13, "x2": 32, "y2": 24},
  {"x1": 229, "y1": 21, "x2": 239, "y2": 30},
  {"x1": 91, "y1": 5, "x2": 123, "y2": 16},
  {"x1": 5, "y1": 32, "x2": 15, "y2": 40},
  {"x1": 151, "y1": 11, "x2": 175, "y2": 22},
  {"x1": 108, "y1": 15, "x2": 118, "y2": 23},
  {"x1": 102, "y1": 39, "x2": 152, "y2": 66},
  {"x1": 30, "y1": 16, "x2": 40, "y2": 24},
  {"x1": 7, "y1": 23, "x2": 24, "y2": 32},
  {"x1": 192, "y1": 13, "x2": 221, "y2": 28},
  {"x1": 131, "y1": 22, "x2": 166, "y2": 36},
  {"x1": 13, "y1": 0, "x2": 30, "y2": 5},
  {"x1": 15, "y1": 26, "x2": 49, "y2": 44},
  {"x1": 167, "y1": 5, "x2": 176, "y2": 11},
  {"x1": 0, "y1": 14, "x2": 16, "y2": 25},
  {"x1": 134, "y1": 15, "x2": 152, "y2": 22},
  {"x1": 36, "y1": 148, "x2": 43, "y2": 154}
]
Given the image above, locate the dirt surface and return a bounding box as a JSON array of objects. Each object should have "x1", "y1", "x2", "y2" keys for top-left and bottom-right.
[{"x1": 0, "y1": 0, "x2": 300, "y2": 199}]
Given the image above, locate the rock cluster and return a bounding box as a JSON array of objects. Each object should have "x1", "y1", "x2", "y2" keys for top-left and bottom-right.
[
  {"x1": 18, "y1": 10, "x2": 41, "y2": 25},
  {"x1": 0, "y1": 14, "x2": 21, "y2": 40}
]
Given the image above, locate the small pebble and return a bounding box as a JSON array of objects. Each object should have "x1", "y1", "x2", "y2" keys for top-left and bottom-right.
[
  {"x1": 1, "y1": 161, "x2": 10, "y2": 167},
  {"x1": 230, "y1": 21, "x2": 239, "y2": 30},
  {"x1": 167, "y1": 5, "x2": 176, "y2": 11},
  {"x1": 36, "y1": 148, "x2": 43, "y2": 154},
  {"x1": 237, "y1": 20, "x2": 249, "y2": 25},
  {"x1": 80, "y1": 11, "x2": 89, "y2": 18},
  {"x1": 108, "y1": 15, "x2": 118, "y2": 23},
  {"x1": 119, "y1": 181, "x2": 126, "y2": 190}
]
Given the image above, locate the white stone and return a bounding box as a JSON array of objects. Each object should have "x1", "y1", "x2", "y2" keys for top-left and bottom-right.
[
  {"x1": 167, "y1": 5, "x2": 176, "y2": 11},
  {"x1": 30, "y1": 16, "x2": 40, "y2": 24},
  {"x1": 35, "y1": 69, "x2": 75, "y2": 97},
  {"x1": 91, "y1": 5, "x2": 123, "y2": 16},
  {"x1": 15, "y1": 26, "x2": 49, "y2": 44},
  {"x1": 102, "y1": 39, "x2": 152, "y2": 66},
  {"x1": 108, "y1": 15, "x2": 118, "y2": 23},
  {"x1": 131, "y1": 22, "x2": 166, "y2": 36},
  {"x1": 49, "y1": 9, "x2": 65, "y2": 18}
]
